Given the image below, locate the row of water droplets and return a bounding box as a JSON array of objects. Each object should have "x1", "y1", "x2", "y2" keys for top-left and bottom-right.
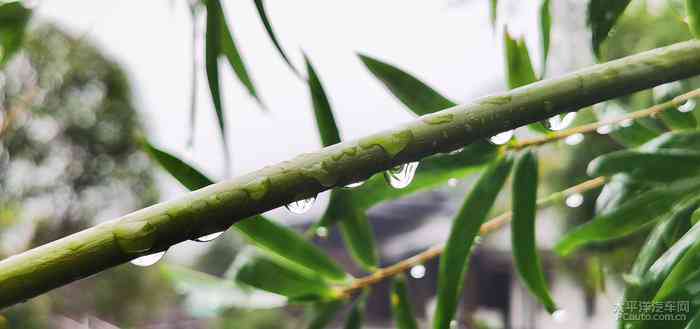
[
  {"x1": 488, "y1": 113, "x2": 577, "y2": 145},
  {"x1": 130, "y1": 229, "x2": 226, "y2": 267}
]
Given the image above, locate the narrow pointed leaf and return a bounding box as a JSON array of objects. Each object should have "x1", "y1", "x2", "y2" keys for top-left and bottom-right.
[
  {"x1": 230, "y1": 248, "x2": 337, "y2": 301},
  {"x1": 539, "y1": 0, "x2": 551, "y2": 75},
  {"x1": 587, "y1": 0, "x2": 632, "y2": 57},
  {"x1": 214, "y1": 0, "x2": 265, "y2": 107},
  {"x1": 489, "y1": 0, "x2": 498, "y2": 29},
  {"x1": 687, "y1": 0, "x2": 700, "y2": 38},
  {"x1": 358, "y1": 54, "x2": 456, "y2": 116},
  {"x1": 588, "y1": 150, "x2": 700, "y2": 183},
  {"x1": 618, "y1": 203, "x2": 693, "y2": 329},
  {"x1": 434, "y1": 155, "x2": 513, "y2": 329},
  {"x1": 160, "y1": 264, "x2": 285, "y2": 317},
  {"x1": 337, "y1": 193, "x2": 379, "y2": 271},
  {"x1": 140, "y1": 139, "x2": 213, "y2": 191},
  {"x1": 640, "y1": 130, "x2": 700, "y2": 151},
  {"x1": 305, "y1": 55, "x2": 341, "y2": 147},
  {"x1": 204, "y1": 0, "x2": 230, "y2": 168},
  {"x1": 143, "y1": 144, "x2": 347, "y2": 282},
  {"x1": 391, "y1": 276, "x2": 419, "y2": 329},
  {"x1": 344, "y1": 292, "x2": 368, "y2": 329},
  {"x1": 254, "y1": 0, "x2": 300, "y2": 77},
  {"x1": 306, "y1": 301, "x2": 344, "y2": 329},
  {"x1": 0, "y1": 2, "x2": 31, "y2": 67},
  {"x1": 511, "y1": 150, "x2": 557, "y2": 313},
  {"x1": 503, "y1": 29, "x2": 548, "y2": 133},
  {"x1": 555, "y1": 180, "x2": 700, "y2": 256}
]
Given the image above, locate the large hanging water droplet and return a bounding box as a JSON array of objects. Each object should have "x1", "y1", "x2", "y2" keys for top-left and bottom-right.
[
  {"x1": 194, "y1": 231, "x2": 225, "y2": 242},
  {"x1": 543, "y1": 113, "x2": 576, "y2": 131},
  {"x1": 384, "y1": 161, "x2": 419, "y2": 189},
  {"x1": 130, "y1": 251, "x2": 166, "y2": 267},
  {"x1": 409, "y1": 264, "x2": 426, "y2": 279},
  {"x1": 285, "y1": 195, "x2": 316, "y2": 214},
  {"x1": 488, "y1": 130, "x2": 514, "y2": 145},
  {"x1": 344, "y1": 180, "x2": 365, "y2": 189},
  {"x1": 679, "y1": 99, "x2": 696, "y2": 113},
  {"x1": 565, "y1": 193, "x2": 584, "y2": 208}
]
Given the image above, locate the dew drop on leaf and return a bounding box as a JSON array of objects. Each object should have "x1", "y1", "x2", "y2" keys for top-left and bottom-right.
[
  {"x1": 315, "y1": 226, "x2": 329, "y2": 238},
  {"x1": 193, "y1": 231, "x2": 225, "y2": 242},
  {"x1": 552, "y1": 309, "x2": 567, "y2": 323},
  {"x1": 543, "y1": 113, "x2": 576, "y2": 131},
  {"x1": 564, "y1": 133, "x2": 584, "y2": 145},
  {"x1": 566, "y1": 193, "x2": 584, "y2": 208},
  {"x1": 447, "y1": 178, "x2": 459, "y2": 187},
  {"x1": 409, "y1": 264, "x2": 426, "y2": 279},
  {"x1": 679, "y1": 99, "x2": 696, "y2": 113},
  {"x1": 130, "y1": 251, "x2": 166, "y2": 267},
  {"x1": 488, "y1": 130, "x2": 514, "y2": 145},
  {"x1": 285, "y1": 195, "x2": 316, "y2": 214},
  {"x1": 344, "y1": 180, "x2": 365, "y2": 189},
  {"x1": 384, "y1": 161, "x2": 419, "y2": 189},
  {"x1": 448, "y1": 147, "x2": 464, "y2": 155},
  {"x1": 596, "y1": 125, "x2": 612, "y2": 135}
]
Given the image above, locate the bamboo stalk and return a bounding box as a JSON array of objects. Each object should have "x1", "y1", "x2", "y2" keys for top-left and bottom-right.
[{"x1": 2, "y1": 40, "x2": 700, "y2": 308}]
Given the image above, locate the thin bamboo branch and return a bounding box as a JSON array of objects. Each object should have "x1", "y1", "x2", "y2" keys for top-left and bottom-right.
[
  {"x1": 341, "y1": 177, "x2": 607, "y2": 294},
  {"x1": 2, "y1": 41, "x2": 700, "y2": 308}
]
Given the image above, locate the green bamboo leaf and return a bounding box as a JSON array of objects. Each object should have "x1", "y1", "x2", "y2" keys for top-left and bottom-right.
[
  {"x1": 641, "y1": 130, "x2": 700, "y2": 151},
  {"x1": 511, "y1": 150, "x2": 557, "y2": 313},
  {"x1": 160, "y1": 264, "x2": 285, "y2": 317},
  {"x1": 143, "y1": 143, "x2": 347, "y2": 282},
  {"x1": 595, "y1": 174, "x2": 651, "y2": 216},
  {"x1": 236, "y1": 216, "x2": 348, "y2": 282},
  {"x1": 587, "y1": 0, "x2": 633, "y2": 58},
  {"x1": 344, "y1": 291, "x2": 368, "y2": 329},
  {"x1": 555, "y1": 181, "x2": 700, "y2": 257},
  {"x1": 204, "y1": 0, "x2": 230, "y2": 170},
  {"x1": 687, "y1": 0, "x2": 700, "y2": 38},
  {"x1": 391, "y1": 276, "x2": 418, "y2": 329},
  {"x1": 230, "y1": 248, "x2": 339, "y2": 301},
  {"x1": 654, "y1": 208, "x2": 700, "y2": 303},
  {"x1": 214, "y1": 0, "x2": 265, "y2": 108},
  {"x1": 434, "y1": 155, "x2": 513, "y2": 329},
  {"x1": 693, "y1": 208, "x2": 700, "y2": 225},
  {"x1": 618, "y1": 204, "x2": 693, "y2": 329},
  {"x1": 140, "y1": 139, "x2": 213, "y2": 190},
  {"x1": 358, "y1": 54, "x2": 456, "y2": 116},
  {"x1": 305, "y1": 55, "x2": 342, "y2": 147},
  {"x1": 687, "y1": 312, "x2": 700, "y2": 329},
  {"x1": 489, "y1": 0, "x2": 498, "y2": 29},
  {"x1": 306, "y1": 301, "x2": 344, "y2": 329},
  {"x1": 539, "y1": 0, "x2": 551, "y2": 76},
  {"x1": 503, "y1": 29, "x2": 537, "y2": 89},
  {"x1": 336, "y1": 192, "x2": 379, "y2": 271},
  {"x1": 253, "y1": 0, "x2": 300, "y2": 77},
  {"x1": 0, "y1": 1, "x2": 30, "y2": 67},
  {"x1": 503, "y1": 29, "x2": 549, "y2": 134},
  {"x1": 588, "y1": 149, "x2": 700, "y2": 183}
]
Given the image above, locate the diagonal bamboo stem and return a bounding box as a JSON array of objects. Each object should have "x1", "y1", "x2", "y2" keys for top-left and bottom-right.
[{"x1": 2, "y1": 41, "x2": 700, "y2": 308}]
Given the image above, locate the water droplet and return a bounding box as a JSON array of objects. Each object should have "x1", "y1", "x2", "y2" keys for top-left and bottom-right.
[
  {"x1": 285, "y1": 195, "x2": 316, "y2": 214},
  {"x1": 488, "y1": 130, "x2": 514, "y2": 145},
  {"x1": 384, "y1": 161, "x2": 419, "y2": 189},
  {"x1": 449, "y1": 320, "x2": 459, "y2": 329},
  {"x1": 473, "y1": 236, "x2": 483, "y2": 245},
  {"x1": 447, "y1": 178, "x2": 459, "y2": 187},
  {"x1": 422, "y1": 113, "x2": 454, "y2": 125},
  {"x1": 552, "y1": 309, "x2": 567, "y2": 323},
  {"x1": 131, "y1": 251, "x2": 166, "y2": 267},
  {"x1": 315, "y1": 226, "x2": 329, "y2": 238},
  {"x1": 448, "y1": 148, "x2": 463, "y2": 155},
  {"x1": 344, "y1": 180, "x2": 365, "y2": 188},
  {"x1": 619, "y1": 119, "x2": 634, "y2": 128},
  {"x1": 679, "y1": 99, "x2": 696, "y2": 113},
  {"x1": 409, "y1": 264, "x2": 426, "y2": 279},
  {"x1": 194, "y1": 231, "x2": 224, "y2": 242},
  {"x1": 596, "y1": 125, "x2": 612, "y2": 135},
  {"x1": 566, "y1": 193, "x2": 584, "y2": 208},
  {"x1": 543, "y1": 113, "x2": 577, "y2": 131},
  {"x1": 564, "y1": 133, "x2": 584, "y2": 146}
]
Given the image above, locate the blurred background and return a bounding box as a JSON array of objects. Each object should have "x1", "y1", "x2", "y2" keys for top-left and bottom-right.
[{"x1": 0, "y1": 0, "x2": 694, "y2": 328}]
